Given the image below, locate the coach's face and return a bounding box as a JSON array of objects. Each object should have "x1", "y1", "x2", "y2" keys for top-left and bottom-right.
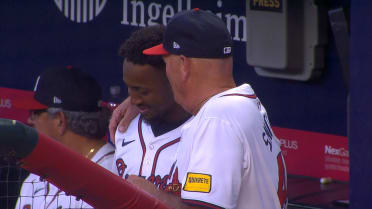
[
  {"x1": 27, "y1": 109, "x2": 61, "y2": 140},
  {"x1": 163, "y1": 55, "x2": 185, "y2": 108},
  {"x1": 123, "y1": 59, "x2": 176, "y2": 123}
]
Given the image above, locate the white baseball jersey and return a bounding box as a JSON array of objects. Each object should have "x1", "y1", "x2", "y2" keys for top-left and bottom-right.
[
  {"x1": 15, "y1": 173, "x2": 45, "y2": 209},
  {"x1": 30, "y1": 143, "x2": 115, "y2": 209},
  {"x1": 176, "y1": 84, "x2": 288, "y2": 209},
  {"x1": 114, "y1": 115, "x2": 191, "y2": 195}
]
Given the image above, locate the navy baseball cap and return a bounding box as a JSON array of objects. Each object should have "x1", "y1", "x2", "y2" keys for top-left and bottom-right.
[
  {"x1": 14, "y1": 66, "x2": 102, "y2": 112},
  {"x1": 143, "y1": 8, "x2": 233, "y2": 58}
]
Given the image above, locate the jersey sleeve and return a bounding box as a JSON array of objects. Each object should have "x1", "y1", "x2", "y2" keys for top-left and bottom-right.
[
  {"x1": 98, "y1": 152, "x2": 118, "y2": 175},
  {"x1": 180, "y1": 117, "x2": 247, "y2": 209}
]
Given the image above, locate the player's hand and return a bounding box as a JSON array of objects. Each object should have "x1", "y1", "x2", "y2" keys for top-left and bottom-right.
[
  {"x1": 127, "y1": 175, "x2": 159, "y2": 197},
  {"x1": 108, "y1": 97, "x2": 139, "y2": 144}
]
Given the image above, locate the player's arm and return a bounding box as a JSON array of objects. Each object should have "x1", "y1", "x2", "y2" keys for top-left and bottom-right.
[
  {"x1": 109, "y1": 96, "x2": 139, "y2": 143},
  {"x1": 127, "y1": 175, "x2": 209, "y2": 209}
]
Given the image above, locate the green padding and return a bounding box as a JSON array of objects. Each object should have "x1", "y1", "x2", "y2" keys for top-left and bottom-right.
[{"x1": 0, "y1": 118, "x2": 38, "y2": 159}]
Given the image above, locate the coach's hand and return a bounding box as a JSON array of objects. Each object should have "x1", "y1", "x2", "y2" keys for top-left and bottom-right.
[
  {"x1": 109, "y1": 97, "x2": 139, "y2": 143},
  {"x1": 127, "y1": 175, "x2": 204, "y2": 209},
  {"x1": 127, "y1": 175, "x2": 159, "y2": 197}
]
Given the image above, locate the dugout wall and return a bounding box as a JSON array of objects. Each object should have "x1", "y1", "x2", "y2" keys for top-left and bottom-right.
[{"x1": 0, "y1": 0, "x2": 355, "y2": 208}]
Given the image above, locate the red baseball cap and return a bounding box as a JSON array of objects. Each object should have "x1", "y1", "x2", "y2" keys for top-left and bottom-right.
[
  {"x1": 143, "y1": 43, "x2": 169, "y2": 56},
  {"x1": 13, "y1": 91, "x2": 48, "y2": 110}
]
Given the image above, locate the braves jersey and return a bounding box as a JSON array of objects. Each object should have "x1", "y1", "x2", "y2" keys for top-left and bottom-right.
[
  {"x1": 176, "y1": 84, "x2": 288, "y2": 209},
  {"x1": 25, "y1": 143, "x2": 115, "y2": 209},
  {"x1": 114, "y1": 115, "x2": 191, "y2": 195},
  {"x1": 15, "y1": 173, "x2": 45, "y2": 209}
]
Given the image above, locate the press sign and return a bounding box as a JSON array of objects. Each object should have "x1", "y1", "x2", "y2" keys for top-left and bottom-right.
[{"x1": 250, "y1": 0, "x2": 283, "y2": 12}]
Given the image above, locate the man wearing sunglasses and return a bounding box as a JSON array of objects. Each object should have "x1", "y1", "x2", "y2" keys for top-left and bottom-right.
[{"x1": 13, "y1": 66, "x2": 116, "y2": 209}]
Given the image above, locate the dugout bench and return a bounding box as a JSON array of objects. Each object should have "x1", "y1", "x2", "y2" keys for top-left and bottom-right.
[{"x1": 288, "y1": 175, "x2": 349, "y2": 209}]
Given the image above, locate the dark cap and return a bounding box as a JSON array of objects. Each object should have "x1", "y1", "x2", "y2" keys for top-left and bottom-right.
[
  {"x1": 143, "y1": 8, "x2": 233, "y2": 58},
  {"x1": 14, "y1": 66, "x2": 102, "y2": 112}
]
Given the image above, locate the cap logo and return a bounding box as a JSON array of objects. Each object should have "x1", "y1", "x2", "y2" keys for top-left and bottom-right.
[
  {"x1": 53, "y1": 96, "x2": 62, "y2": 104},
  {"x1": 173, "y1": 41, "x2": 180, "y2": 49},
  {"x1": 33, "y1": 76, "x2": 41, "y2": 91},
  {"x1": 223, "y1": 47, "x2": 231, "y2": 54}
]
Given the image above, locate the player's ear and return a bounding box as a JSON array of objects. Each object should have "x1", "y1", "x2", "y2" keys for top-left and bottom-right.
[{"x1": 179, "y1": 55, "x2": 190, "y2": 82}]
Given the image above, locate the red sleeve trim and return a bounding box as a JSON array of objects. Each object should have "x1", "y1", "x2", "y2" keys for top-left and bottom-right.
[
  {"x1": 220, "y1": 93, "x2": 257, "y2": 99},
  {"x1": 182, "y1": 199, "x2": 225, "y2": 209},
  {"x1": 95, "y1": 151, "x2": 115, "y2": 164}
]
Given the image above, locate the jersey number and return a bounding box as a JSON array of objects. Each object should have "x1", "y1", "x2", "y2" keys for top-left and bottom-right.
[
  {"x1": 262, "y1": 114, "x2": 273, "y2": 152},
  {"x1": 277, "y1": 152, "x2": 288, "y2": 209}
]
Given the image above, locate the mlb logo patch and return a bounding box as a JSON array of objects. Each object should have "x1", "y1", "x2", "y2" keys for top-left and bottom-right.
[{"x1": 223, "y1": 47, "x2": 231, "y2": 54}]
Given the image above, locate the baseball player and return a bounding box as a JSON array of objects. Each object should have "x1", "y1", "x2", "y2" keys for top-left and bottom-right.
[
  {"x1": 112, "y1": 9, "x2": 288, "y2": 209},
  {"x1": 14, "y1": 173, "x2": 45, "y2": 209},
  {"x1": 113, "y1": 25, "x2": 191, "y2": 195},
  {"x1": 41, "y1": 142, "x2": 114, "y2": 209},
  {"x1": 14, "y1": 66, "x2": 116, "y2": 209}
]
